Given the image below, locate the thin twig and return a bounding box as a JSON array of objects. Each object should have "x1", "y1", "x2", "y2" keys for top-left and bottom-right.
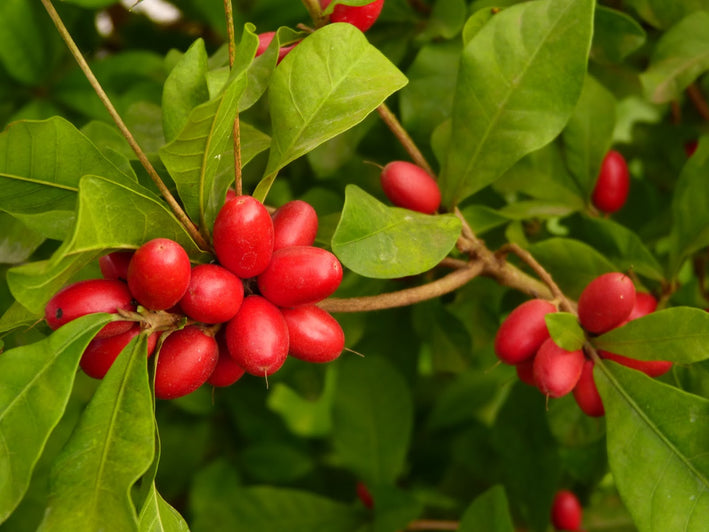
[
  {"x1": 687, "y1": 83, "x2": 709, "y2": 122},
  {"x1": 41, "y1": 0, "x2": 210, "y2": 252},
  {"x1": 302, "y1": 0, "x2": 328, "y2": 28},
  {"x1": 223, "y1": 0, "x2": 243, "y2": 196},
  {"x1": 377, "y1": 103, "x2": 435, "y2": 175},
  {"x1": 405, "y1": 519, "x2": 459, "y2": 531}
]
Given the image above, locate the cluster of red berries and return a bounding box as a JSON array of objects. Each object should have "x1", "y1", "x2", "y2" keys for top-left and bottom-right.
[
  {"x1": 551, "y1": 489, "x2": 583, "y2": 531},
  {"x1": 44, "y1": 196, "x2": 344, "y2": 400},
  {"x1": 591, "y1": 149, "x2": 630, "y2": 214},
  {"x1": 494, "y1": 272, "x2": 671, "y2": 416}
]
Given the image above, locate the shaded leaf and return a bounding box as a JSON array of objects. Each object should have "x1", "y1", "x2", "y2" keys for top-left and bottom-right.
[
  {"x1": 596, "y1": 361, "x2": 709, "y2": 531},
  {"x1": 592, "y1": 6, "x2": 646, "y2": 63},
  {"x1": 0, "y1": 314, "x2": 110, "y2": 523},
  {"x1": 439, "y1": 0, "x2": 594, "y2": 206},
  {"x1": 623, "y1": 0, "x2": 709, "y2": 29},
  {"x1": 458, "y1": 485, "x2": 515, "y2": 532},
  {"x1": 331, "y1": 185, "x2": 461, "y2": 279}
]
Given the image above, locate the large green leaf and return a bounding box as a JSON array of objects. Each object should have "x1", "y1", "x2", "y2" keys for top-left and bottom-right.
[
  {"x1": 623, "y1": 0, "x2": 709, "y2": 29},
  {"x1": 0, "y1": 314, "x2": 110, "y2": 524},
  {"x1": 438, "y1": 0, "x2": 594, "y2": 207},
  {"x1": 640, "y1": 12, "x2": 709, "y2": 103},
  {"x1": 332, "y1": 356, "x2": 413, "y2": 485},
  {"x1": 592, "y1": 307, "x2": 709, "y2": 363},
  {"x1": 160, "y1": 26, "x2": 257, "y2": 233},
  {"x1": 458, "y1": 485, "x2": 515, "y2": 532},
  {"x1": 0, "y1": 117, "x2": 136, "y2": 239},
  {"x1": 331, "y1": 185, "x2": 461, "y2": 279},
  {"x1": 38, "y1": 333, "x2": 156, "y2": 532},
  {"x1": 591, "y1": 6, "x2": 646, "y2": 63},
  {"x1": 596, "y1": 361, "x2": 709, "y2": 531},
  {"x1": 6, "y1": 175, "x2": 210, "y2": 315},
  {"x1": 254, "y1": 22, "x2": 407, "y2": 201}
]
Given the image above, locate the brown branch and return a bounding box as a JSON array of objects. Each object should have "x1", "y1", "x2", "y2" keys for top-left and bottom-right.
[
  {"x1": 687, "y1": 83, "x2": 709, "y2": 122},
  {"x1": 377, "y1": 103, "x2": 435, "y2": 175},
  {"x1": 41, "y1": 0, "x2": 210, "y2": 252},
  {"x1": 302, "y1": 0, "x2": 328, "y2": 28},
  {"x1": 405, "y1": 519, "x2": 458, "y2": 531},
  {"x1": 223, "y1": 0, "x2": 243, "y2": 196}
]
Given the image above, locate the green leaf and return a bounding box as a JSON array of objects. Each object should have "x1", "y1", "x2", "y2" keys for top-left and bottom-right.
[
  {"x1": 561, "y1": 75, "x2": 617, "y2": 198},
  {"x1": 669, "y1": 136, "x2": 709, "y2": 275},
  {"x1": 0, "y1": 314, "x2": 110, "y2": 523},
  {"x1": 331, "y1": 185, "x2": 461, "y2": 279},
  {"x1": 160, "y1": 26, "x2": 257, "y2": 233},
  {"x1": 332, "y1": 356, "x2": 413, "y2": 485},
  {"x1": 640, "y1": 12, "x2": 709, "y2": 103},
  {"x1": 162, "y1": 38, "x2": 210, "y2": 143},
  {"x1": 138, "y1": 484, "x2": 190, "y2": 532},
  {"x1": 592, "y1": 307, "x2": 709, "y2": 363},
  {"x1": 0, "y1": 213, "x2": 44, "y2": 264},
  {"x1": 458, "y1": 485, "x2": 515, "y2": 532},
  {"x1": 596, "y1": 361, "x2": 709, "y2": 531},
  {"x1": 368, "y1": 484, "x2": 423, "y2": 532},
  {"x1": 591, "y1": 6, "x2": 646, "y2": 63},
  {"x1": 38, "y1": 333, "x2": 156, "y2": 532},
  {"x1": 546, "y1": 312, "x2": 586, "y2": 352},
  {"x1": 0, "y1": 117, "x2": 136, "y2": 239},
  {"x1": 439, "y1": 0, "x2": 594, "y2": 206},
  {"x1": 622, "y1": 0, "x2": 709, "y2": 29},
  {"x1": 255, "y1": 23, "x2": 407, "y2": 201}
]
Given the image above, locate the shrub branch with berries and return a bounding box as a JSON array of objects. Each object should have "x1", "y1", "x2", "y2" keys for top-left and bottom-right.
[{"x1": 2, "y1": 0, "x2": 709, "y2": 531}]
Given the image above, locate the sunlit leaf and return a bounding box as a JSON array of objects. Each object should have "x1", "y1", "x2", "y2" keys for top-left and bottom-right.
[
  {"x1": 546, "y1": 312, "x2": 586, "y2": 352},
  {"x1": 138, "y1": 484, "x2": 190, "y2": 532}
]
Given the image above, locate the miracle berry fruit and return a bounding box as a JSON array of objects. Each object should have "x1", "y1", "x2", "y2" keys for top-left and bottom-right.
[
  {"x1": 494, "y1": 299, "x2": 557, "y2": 365},
  {"x1": 533, "y1": 338, "x2": 585, "y2": 399},
  {"x1": 208, "y1": 332, "x2": 246, "y2": 387},
  {"x1": 281, "y1": 305, "x2": 345, "y2": 363},
  {"x1": 577, "y1": 272, "x2": 636, "y2": 334},
  {"x1": 320, "y1": 0, "x2": 384, "y2": 32},
  {"x1": 127, "y1": 238, "x2": 192, "y2": 311},
  {"x1": 80, "y1": 325, "x2": 159, "y2": 380},
  {"x1": 380, "y1": 161, "x2": 441, "y2": 214},
  {"x1": 179, "y1": 264, "x2": 244, "y2": 324},
  {"x1": 551, "y1": 490, "x2": 583, "y2": 531},
  {"x1": 592, "y1": 150, "x2": 630, "y2": 214},
  {"x1": 572, "y1": 359, "x2": 604, "y2": 417},
  {"x1": 271, "y1": 200, "x2": 319, "y2": 250},
  {"x1": 99, "y1": 251, "x2": 134, "y2": 282},
  {"x1": 255, "y1": 31, "x2": 298, "y2": 63}
]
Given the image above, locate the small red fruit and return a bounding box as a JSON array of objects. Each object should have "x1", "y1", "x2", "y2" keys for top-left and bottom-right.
[
  {"x1": 225, "y1": 295, "x2": 289, "y2": 377},
  {"x1": 321, "y1": 0, "x2": 385, "y2": 32},
  {"x1": 80, "y1": 325, "x2": 159, "y2": 379},
  {"x1": 213, "y1": 195, "x2": 274, "y2": 279},
  {"x1": 515, "y1": 357, "x2": 537, "y2": 387},
  {"x1": 99, "y1": 251, "x2": 134, "y2": 282},
  {"x1": 627, "y1": 291, "x2": 657, "y2": 321},
  {"x1": 154, "y1": 326, "x2": 219, "y2": 400},
  {"x1": 208, "y1": 332, "x2": 246, "y2": 387},
  {"x1": 281, "y1": 305, "x2": 344, "y2": 363},
  {"x1": 45, "y1": 278, "x2": 136, "y2": 338},
  {"x1": 494, "y1": 299, "x2": 557, "y2": 364},
  {"x1": 271, "y1": 200, "x2": 319, "y2": 250},
  {"x1": 599, "y1": 351, "x2": 672, "y2": 378},
  {"x1": 551, "y1": 490, "x2": 583, "y2": 531},
  {"x1": 257, "y1": 246, "x2": 343, "y2": 308},
  {"x1": 591, "y1": 150, "x2": 630, "y2": 214},
  {"x1": 533, "y1": 338, "x2": 585, "y2": 398},
  {"x1": 380, "y1": 161, "x2": 441, "y2": 214},
  {"x1": 356, "y1": 481, "x2": 374, "y2": 509},
  {"x1": 255, "y1": 31, "x2": 297, "y2": 63},
  {"x1": 577, "y1": 272, "x2": 636, "y2": 334},
  {"x1": 572, "y1": 359, "x2": 604, "y2": 417},
  {"x1": 127, "y1": 238, "x2": 191, "y2": 310},
  {"x1": 179, "y1": 264, "x2": 244, "y2": 324}
]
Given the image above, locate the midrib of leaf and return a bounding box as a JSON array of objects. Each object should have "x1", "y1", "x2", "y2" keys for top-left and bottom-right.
[
  {"x1": 651, "y1": 49, "x2": 709, "y2": 100},
  {"x1": 599, "y1": 361, "x2": 709, "y2": 490},
  {"x1": 0, "y1": 172, "x2": 78, "y2": 192},
  {"x1": 336, "y1": 215, "x2": 436, "y2": 246},
  {"x1": 454, "y1": 0, "x2": 577, "y2": 195}
]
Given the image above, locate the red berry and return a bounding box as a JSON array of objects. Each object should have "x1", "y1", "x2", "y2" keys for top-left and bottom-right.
[
  {"x1": 45, "y1": 279, "x2": 136, "y2": 338},
  {"x1": 577, "y1": 272, "x2": 636, "y2": 334},
  {"x1": 225, "y1": 295, "x2": 289, "y2": 377},
  {"x1": 208, "y1": 332, "x2": 246, "y2": 387},
  {"x1": 281, "y1": 305, "x2": 344, "y2": 363},
  {"x1": 515, "y1": 357, "x2": 537, "y2": 387},
  {"x1": 99, "y1": 251, "x2": 134, "y2": 282},
  {"x1": 127, "y1": 238, "x2": 192, "y2": 311},
  {"x1": 494, "y1": 299, "x2": 557, "y2": 364},
  {"x1": 213, "y1": 195, "x2": 274, "y2": 279},
  {"x1": 572, "y1": 359, "x2": 604, "y2": 417},
  {"x1": 599, "y1": 351, "x2": 672, "y2": 378},
  {"x1": 551, "y1": 490, "x2": 583, "y2": 531},
  {"x1": 591, "y1": 150, "x2": 630, "y2": 213},
  {"x1": 255, "y1": 31, "x2": 297, "y2": 63},
  {"x1": 80, "y1": 325, "x2": 159, "y2": 379},
  {"x1": 356, "y1": 481, "x2": 374, "y2": 509},
  {"x1": 321, "y1": 0, "x2": 384, "y2": 32},
  {"x1": 533, "y1": 338, "x2": 585, "y2": 398},
  {"x1": 627, "y1": 291, "x2": 657, "y2": 321},
  {"x1": 179, "y1": 264, "x2": 244, "y2": 324},
  {"x1": 271, "y1": 200, "x2": 319, "y2": 250},
  {"x1": 380, "y1": 161, "x2": 441, "y2": 214},
  {"x1": 685, "y1": 140, "x2": 698, "y2": 157},
  {"x1": 257, "y1": 246, "x2": 343, "y2": 308},
  {"x1": 154, "y1": 326, "x2": 219, "y2": 400}
]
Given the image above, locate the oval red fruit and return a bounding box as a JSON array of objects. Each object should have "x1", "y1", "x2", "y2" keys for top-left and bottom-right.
[
  {"x1": 255, "y1": 31, "x2": 297, "y2": 63},
  {"x1": 494, "y1": 299, "x2": 557, "y2": 365},
  {"x1": 533, "y1": 338, "x2": 585, "y2": 398},
  {"x1": 99, "y1": 251, "x2": 134, "y2": 282},
  {"x1": 80, "y1": 325, "x2": 159, "y2": 379},
  {"x1": 225, "y1": 295, "x2": 289, "y2": 377},
  {"x1": 179, "y1": 264, "x2": 244, "y2": 324},
  {"x1": 577, "y1": 272, "x2": 636, "y2": 334},
  {"x1": 271, "y1": 200, "x2": 319, "y2": 250},
  {"x1": 592, "y1": 150, "x2": 630, "y2": 213},
  {"x1": 45, "y1": 278, "x2": 136, "y2": 338},
  {"x1": 127, "y1": 238, "x2": 191, "y2": 310},
  {"x1": 282, "y1": 305, "x2": 344, "y2": 363},
  {"x1": 257, "y1": 246, "x2": 343, "y2": 308},
  {"x1": 599, "y1": 351, "x2": 672, "y2": 378},
  {"x1": 154, "y1": 326, "x2": 219, "y2": 400},
  {"x1": 627, "y1": 291, "x2": 657, "y2": 321},
  {"x1": 551, "y1": 490, "x2": 583, "y2": 531},
  {"x1": 515, "y1": 357, "x2": 537, "y2": 387},
  {"x1": 572, "y1": 359, "x2": 604, "y2": 417},
  {"x1": 380, "y1": 161, "x2": 441, "y2": 214},
  {"x1": 213, "y1": 195, "x2": 274, "y2": 279},
  {"x1": 321, "y1": 0, "x2": 384, "y2": 32},
  {"x1": 208, "y1": 332, "x2": 246, "y2": 387}
]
